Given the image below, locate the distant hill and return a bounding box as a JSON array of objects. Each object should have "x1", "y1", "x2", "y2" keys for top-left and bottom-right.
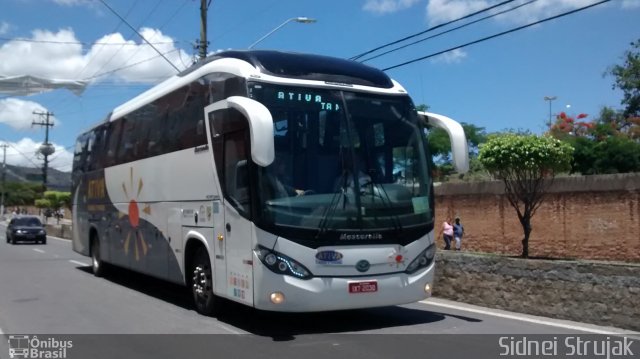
[{"x1": 3, "y1": 164, "x2": 71, "y2": 191}]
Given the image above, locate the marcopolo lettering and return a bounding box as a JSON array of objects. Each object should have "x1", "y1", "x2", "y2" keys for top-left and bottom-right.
[{"x1": 339, "y1": 233, "x2": 383, "y2": 241}]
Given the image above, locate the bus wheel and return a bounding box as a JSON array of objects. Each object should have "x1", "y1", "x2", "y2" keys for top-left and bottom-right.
[
  {"x1": 91, "y1": 236, "x2": 105, "y2": 277},
  {"x1": 191, "y1": 247, "x2": 216, "y2": 316}
]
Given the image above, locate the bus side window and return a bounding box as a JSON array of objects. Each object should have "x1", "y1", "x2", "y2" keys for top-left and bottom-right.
[
  {"x1": 105, "y1": 120, "x2": 123, "y2": 167},
  {"x1": 117, "y1": 118, "x2": 137, "y2": 164},
  {"x1": 72, "y1": 135, "x2": 88, "y2": 173},
  {"x1": 223, "y1": 127, "x2": 250, "y2": 215},
  {"x1": 84, "y1": 132, "x2": 96, "y2": 172},
  {"x1": 87, "y1": 125, "x2": 107, "y2": 172},
  {"x1": 210, "y1": 108, "x2": 251, "y2": 218}
]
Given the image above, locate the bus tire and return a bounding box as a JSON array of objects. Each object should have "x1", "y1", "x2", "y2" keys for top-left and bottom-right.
[
  {"x1": 91, "y1": 236, "x2": 105, "y2": 277},
  {"x1": 191, "y1": 246, "x2": 216, "y2": 316}
]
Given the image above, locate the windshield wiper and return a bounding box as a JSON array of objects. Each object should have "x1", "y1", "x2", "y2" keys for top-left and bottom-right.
[
  {"x1": 363, "y1": 170, "x2": 404, "y2": 234},
  {"x1": 315, "y1": 169, "x2": 350, "y2": 239}
]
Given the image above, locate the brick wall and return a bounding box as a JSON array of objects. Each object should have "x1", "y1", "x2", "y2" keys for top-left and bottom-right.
[{"x1": 434, "y1": 173, "x2": 640, "y2": 262}]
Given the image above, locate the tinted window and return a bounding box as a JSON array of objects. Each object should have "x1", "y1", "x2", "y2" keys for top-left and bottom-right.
[
  {"x1": 74, "y1": 74, "x2": 246, "y2": 170},
  {"x1": 13, "y1": 217, "x2": 43, "y2": 227},
  {"x1": 210, "y1": 108, "x2": 251, "y2": 216}
]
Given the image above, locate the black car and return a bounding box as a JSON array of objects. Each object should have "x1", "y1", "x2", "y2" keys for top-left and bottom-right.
[{"x1": 6, "y1": 216, "x2": 47, "y2": 244}]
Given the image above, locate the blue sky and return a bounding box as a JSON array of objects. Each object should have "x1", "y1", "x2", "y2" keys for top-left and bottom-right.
[{"x1": 0, "y1": 0, "x2": 639, "y2": 172}]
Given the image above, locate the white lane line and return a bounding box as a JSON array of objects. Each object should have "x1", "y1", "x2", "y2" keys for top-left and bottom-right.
[
  {"x1": 69, "y1": 260, "x2": 90, "y2": 266},
  {"x1": 32, "y1": 248, "x2": 46, "y2": 253},
  {"x1": 50, "y1": 236, "x2": 69, "y2": 242},
  {"x1": 420, "y1": 299, "x2": 638, "y2": 335},
  {"x1": 0, "y1": 326, "x2": 4, "y2": 335},
  {"x1": 215, "y1": 322, "x2": 245, "y2": 335}
]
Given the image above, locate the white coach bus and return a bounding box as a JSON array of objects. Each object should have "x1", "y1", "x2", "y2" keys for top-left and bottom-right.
[{"x1": 71, "y1": 50, "x2": 468, "y2": 315}]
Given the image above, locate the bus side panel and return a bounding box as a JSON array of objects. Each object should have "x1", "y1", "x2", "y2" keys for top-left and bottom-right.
[
  {"x1": 167, "y1": 205, "x2": 185, "y2": 284},
  {"x1": 101, "y1": 149, "x2": 217, "y2": 284},
  {"x1": 72, "y1": 170, "x2": 110, "y2": 257},
  {"x1": 71, "y1": 178, "x2": 90, "y2": 257}
]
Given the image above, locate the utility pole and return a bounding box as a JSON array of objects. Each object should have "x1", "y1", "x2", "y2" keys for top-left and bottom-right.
[
  {"x1": 32, "y1": 111, "x2": 56, "y2": 191},
  {"x1": 544, "y1": 96, "x2": 557, "y2": 130},
  {"x1": 198, "y1": 0, "x2": 209, "y2": 61},
  {"x1": 1, "y1": 143, "x2": 8, "y2": 218}
]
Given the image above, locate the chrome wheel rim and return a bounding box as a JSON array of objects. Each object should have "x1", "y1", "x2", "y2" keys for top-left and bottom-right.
[{"x1": 192, "y1": 265, "x2": 211, "y2": 301}]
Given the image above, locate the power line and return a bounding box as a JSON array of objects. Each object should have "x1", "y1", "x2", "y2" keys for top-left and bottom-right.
[
  {"x1": 0, "y1": 36, "x2": 178, "y2": 46},
  {"x1": 75, "y1": 0, "x2": 141, "y2": 82},
  {"x1": 111, "y1": 0, "x2": 189, "y2": 74},
  {"x1": 360, "y1": 0, "x2": 538, "y2": 63},
  {"x1": 97, "y1": 0, "x2": 180, "y2": 73},
  {"x1": 382, "y1": 0, "x2": 610, "y2": 72},
  {"x1": 85, "y1": 48, "x2": 181, "y2": 80},
  {"x1": 89, "y1": 0, "x2": 165, "y2": 81},
  {"x1": 350, "y1": 0, "x2": 520, "y2": 61},
  {"x1": 104, "y1": 0, "x2": 188, "y2": 75},
  {"x1": 0, "y1": 140, "x2": 42, "y2": 169}
]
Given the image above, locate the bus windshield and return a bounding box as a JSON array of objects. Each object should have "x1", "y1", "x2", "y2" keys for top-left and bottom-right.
[{"x1": 248, "y1": 82, "x2": 434, "y2": 246}]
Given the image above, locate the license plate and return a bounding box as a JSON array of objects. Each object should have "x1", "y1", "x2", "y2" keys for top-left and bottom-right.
[
  {"x1": 348, "y1": 281, "x2": 378, "y2": 294},
  {"x1": 26, "y1": 234, "x2": 35, "y2": 239}
]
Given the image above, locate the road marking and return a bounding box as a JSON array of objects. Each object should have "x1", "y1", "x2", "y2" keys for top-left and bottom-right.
[
  {"x1": 69, "y1": 260, "x2": 90, "y2": 266},
  {"x1": 0, "y1": 326, "x2": 4, "y2": 335},
  {"x1": 33, "y1": 248, "x2": 46, "y2": 253},
  {"x1": 215, "y1": 322, "x2": 245, "y2": 335},
  {"x1": 420, "y1": 299, "x2": 639, "y2": 335},
  {"x1": 50, "y1": 235, "x2": 69, "y2": 242}
]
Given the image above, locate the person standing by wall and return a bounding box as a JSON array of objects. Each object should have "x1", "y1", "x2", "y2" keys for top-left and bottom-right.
[
  {"x1": 438, "y1": 217, "x2": 454, "y2": 250},
  {"x1": 453, "y1": 217, "x2": 465, "y2": 251}
]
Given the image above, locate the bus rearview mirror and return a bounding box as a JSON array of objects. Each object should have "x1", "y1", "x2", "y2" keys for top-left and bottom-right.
[
  {"x1": 207, "y1": 96, "x2": 275, "y2": 167},
  {"x1": 418, "y1": 111, "x2": 469, "y2": 174}
]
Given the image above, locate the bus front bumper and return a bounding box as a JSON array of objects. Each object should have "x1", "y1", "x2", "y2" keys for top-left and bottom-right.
[{"x1": 252, "y1": 263, "x2": 434, "y2": 312}]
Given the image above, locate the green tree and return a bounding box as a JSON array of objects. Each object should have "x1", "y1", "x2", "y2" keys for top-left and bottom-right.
[
  {"x1": 478, "y1": 134, "x2": 573, "y2": 258},
  {"x1": 2, "y1": 182, "x2": 43, "y2": 206},
  {"x1": 549, "y1": 110, "x2": 640, "y2": 174},
  {"x1": 427, "y1": 123, "x2": 487, "y2": 181},
  {"x1": 610, "y1": 39, "x2": 640, "y2": 118},
  {"x1": 43, "y1": 191, "x2": 71, "y2": 212},
  {"x1": 35, "y1": 198, "x2": 51, "y2": 210}
]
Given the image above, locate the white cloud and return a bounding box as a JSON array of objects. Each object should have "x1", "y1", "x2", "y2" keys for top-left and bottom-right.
[
  {"x1": 622, "y1": 0, "x2": 640, "y2": 9},
  {"x1": 0, "y1": 138, "x2": 72, "y2": 172},
  {"x1": 426, "y1": 0, "x2": 489, "y2": 24},
  {"x1": 0, "y1": 27, "x2": 190, "y2": 86},
  {"x1": 0, "y1": 22, "x2": 10, "y2": 36},
  {"x1": 48, "y1": 142, "x2": 74, "y2": 172},
  {"x1": 431, "y1": 48, "x2": 467, "y2": 63},
  {"x1": 50, "y1": 0, "x2": 92, "y2": 6},
  {"x1": 425, "y1": 0, "x2": 610, "y2": 26},
  {"x1": 0, "y1": 98, "x2": 55, "y2": 130},
  {"x1": 363, "y1": 0, "x2": 421, "y2": 14}
]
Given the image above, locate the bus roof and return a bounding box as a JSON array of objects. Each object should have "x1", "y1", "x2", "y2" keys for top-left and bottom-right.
[
  {"x1": 85, "y1": 50, "x2": 403, "y2": 134},
  {"x1": 181, "y1": 50, "x2": 394, "y2": 89}
]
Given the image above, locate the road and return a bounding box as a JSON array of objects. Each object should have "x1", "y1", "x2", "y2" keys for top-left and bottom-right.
[{"x1": 0, "y1": 225, "x2": 637, "y2": 359}]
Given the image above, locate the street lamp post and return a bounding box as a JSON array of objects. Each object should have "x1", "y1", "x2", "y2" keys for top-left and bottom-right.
[
  {"x1": 544, "y1": 96, "x2": 557, "y2": 130},
  {"x1": 248, "y1": 17, "x2": 317, "y2": 49}
]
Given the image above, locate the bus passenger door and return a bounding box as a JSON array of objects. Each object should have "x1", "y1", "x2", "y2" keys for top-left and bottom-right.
[
  {"x1": 211, "y1": 199, "x2": 226, "y2": 297},
  {"x1": 206, "y1": 106, "x2": 255, "y2": 306}
]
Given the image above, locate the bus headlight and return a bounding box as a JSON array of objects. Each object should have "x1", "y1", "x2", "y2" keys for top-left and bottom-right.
[
  {"x1": 255, "y1": 246, "x2": 313, "y2": 280},
  {"x1": 405, "y1": 243, "x2": 436, "y2": 274}
]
